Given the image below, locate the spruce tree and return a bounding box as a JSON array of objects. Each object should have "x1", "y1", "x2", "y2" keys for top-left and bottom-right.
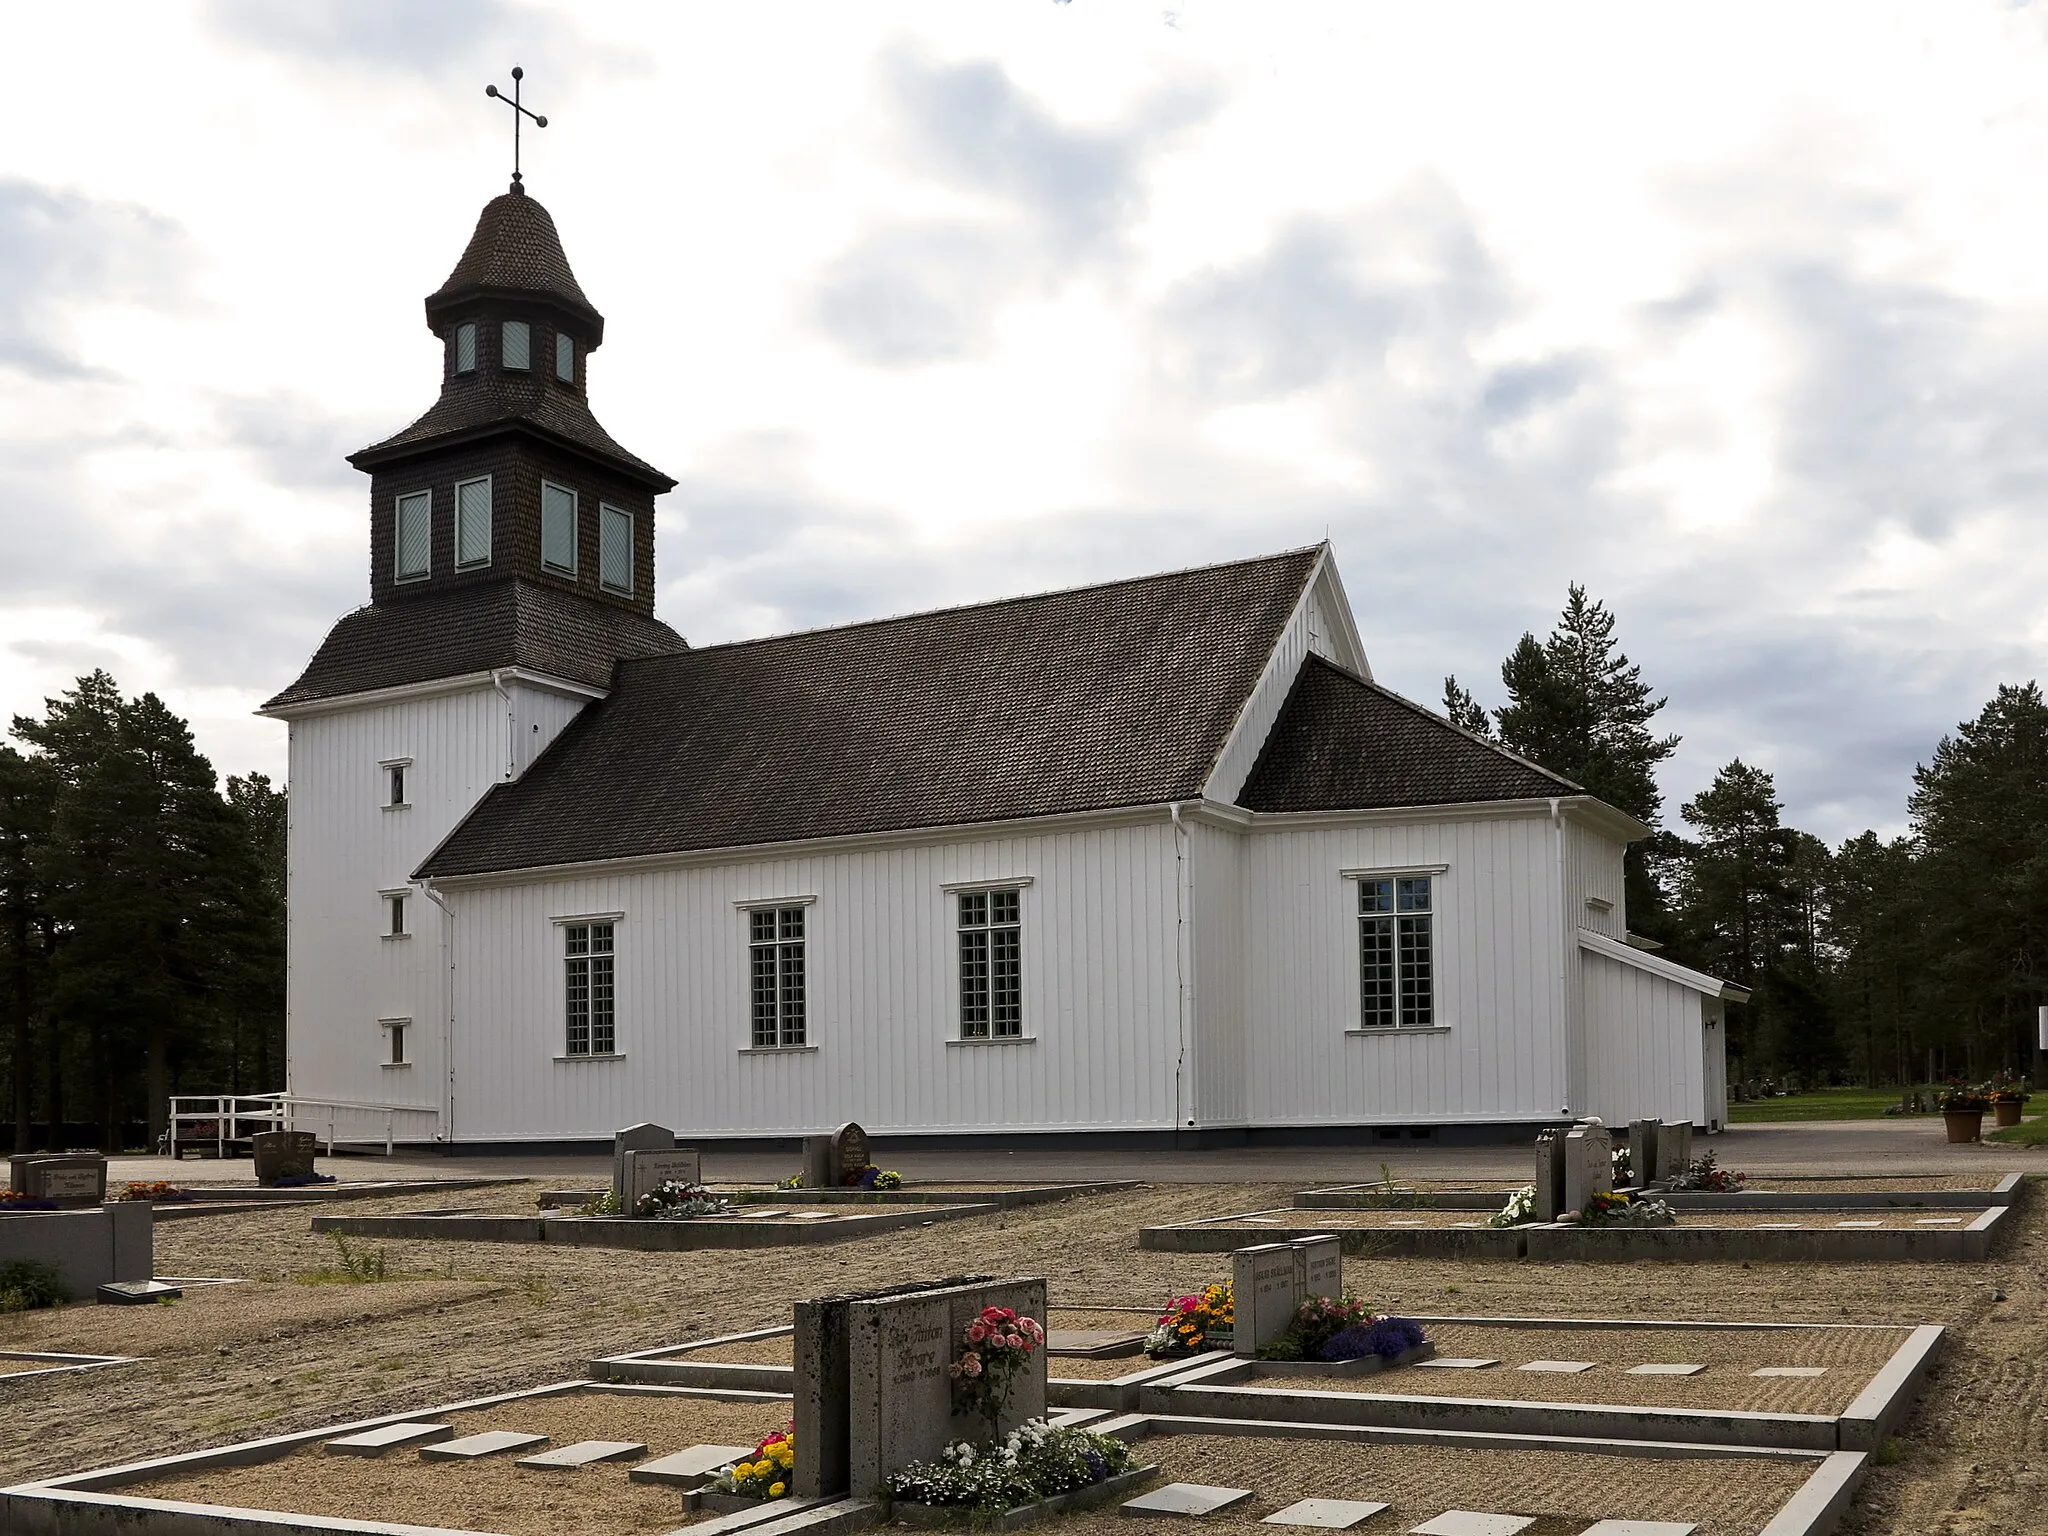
[{"x1": 1440, "y1": 676, "x2": 1494, "y2": 738}]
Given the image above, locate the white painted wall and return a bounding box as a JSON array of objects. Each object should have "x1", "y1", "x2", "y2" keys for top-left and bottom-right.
[
  {"x1": 1235, "y1": 809, "x2": 1570, "y2": 1126},
  {"x1": 1187, "y1": 819, "x2": 1247, "y2": 1129},
  {"x1": 438, "y1": 819, "x2": 1186, "y2": 1141},
  {"x1": 1579, "y1": 944, "x2": 1710, "y2": 1127},
  {"x1": 280, "y1": 677, "x2": 594, "y2": 1129}
]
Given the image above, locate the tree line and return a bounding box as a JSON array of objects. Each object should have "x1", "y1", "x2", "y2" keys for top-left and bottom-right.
[
  {"x1": 0, "y1": 671, "x2": 284, "y2": 1153},
  {"x1": 1446, "y1": 589, "x2": 2047, "y2": 1089}
]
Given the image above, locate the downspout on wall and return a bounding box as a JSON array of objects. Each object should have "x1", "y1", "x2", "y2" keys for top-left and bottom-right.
[
  {"x1": 1550, "y1": 797, "x2": 1573, "y2": 1117},
  {"x1": 1169, "y1": 801, "x2": 1193, "y2": 1137},
  {"x1": 418, "y1": 880, "x2": 456, "y2": 1143}
]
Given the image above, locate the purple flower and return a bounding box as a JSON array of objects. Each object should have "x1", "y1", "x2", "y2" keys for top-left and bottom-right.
[{"x1": 1319, "y1": 1317, "x2": 1427, "y2": 1362}]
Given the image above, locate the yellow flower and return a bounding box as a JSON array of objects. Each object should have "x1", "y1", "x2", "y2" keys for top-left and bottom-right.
[{"x1": 770, "y1": 1483, "x2": 787, "y2": 1497}]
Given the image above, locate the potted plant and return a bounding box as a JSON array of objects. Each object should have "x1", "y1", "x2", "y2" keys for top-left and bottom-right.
[
  {"x1": 1935, "y1": 1082, "x2": 1991, "y2": 1143},
  {"x1": 1987, "y1": 1071, "x2": 2031, "y2": 1129}
]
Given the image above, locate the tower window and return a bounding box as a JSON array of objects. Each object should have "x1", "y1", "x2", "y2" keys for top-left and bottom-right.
[
  {"x1": 455, "y1": 476, "x2": 492, "y2": 569},
  {"x1": 502, "y1": 320, "x2": 531, "y2": 371},
  {"x1": 455, "y1": 323, "x2": 477, "y2": 373},
  {"x1": 555, "y1": 331, "x2": 574, "y2": 382},
  {"x1": 541, "y1": 482, "x2": 578, "y2": 574},
  {"x1": 394, "y1": 490, "x2": 431, "y2": 582},
  {"x1": 599, "y1": 503, "x2": 634, "y2": 595}
]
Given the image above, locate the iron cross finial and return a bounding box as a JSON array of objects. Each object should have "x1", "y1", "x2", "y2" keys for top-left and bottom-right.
[{"x1": 484, "y1": 66, "x2": 547, "y2": 194}]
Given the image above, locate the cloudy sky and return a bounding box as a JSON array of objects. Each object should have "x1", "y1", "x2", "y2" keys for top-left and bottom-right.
[{"x1": 2, "y1": 1, "x2": 2044, "y2": 842}]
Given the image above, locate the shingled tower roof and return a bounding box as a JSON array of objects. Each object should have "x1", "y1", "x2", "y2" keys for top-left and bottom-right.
[{"x1": 425, "y1": 188, "x2": 603, "y2": 341}]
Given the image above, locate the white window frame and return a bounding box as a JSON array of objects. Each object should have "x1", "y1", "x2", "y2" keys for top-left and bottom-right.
[
  {"x1": 502, "y1": 319, "x2": 531, "y2": 371},
  {"x1": 454, "y1": 323, "x2": 477, "y2": 374},
  {"x1": 393, "y1": 489, "x2": 432, "y2": 583},
  {"x1": 541, "y1": 481, "x2": 578, "y2": 576},
  {"x1": 599, "y1": 503, "x2": 634, "y2": 595},
  {"x1": 555, "y1": 912, "x2": 622, "y2": 1059},
  {"x1": 555, "y1": 330, "x2": 574, "y2": 382},
  {"x1": 1343, "y1": 865, "x2": 1447, "y2": 1034},
  {"x1": 737, "y1": 896, "x2": 816, "y2": 1052},
  {"x1": 378, "y1": 1016, "x2": 411, "y2": 1069},
  {"x1": 380, "y1": 756, "x2": 412, "y2": 810},
  {"x1": 454, "y1": 475, "x2": 492, "y2": 570},
  {"x1": 379, "y1": 887, "x2": 411, "y2": 941},
  {"x1": 955, "y1": 884, "x2": 1028, "y2": 1042}
]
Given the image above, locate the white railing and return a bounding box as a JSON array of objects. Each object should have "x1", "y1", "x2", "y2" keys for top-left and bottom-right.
[{"x1": 164, "y1": 1094, "x2": 440, "y2": 1158}]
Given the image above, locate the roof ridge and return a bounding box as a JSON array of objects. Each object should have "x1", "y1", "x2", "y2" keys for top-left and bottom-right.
[
  {"x1": 1299, "y1": 652, "x2": 1583, "y2": 792},
  {"x1": 621, "y1": 544, "x2": 1328, "y2": 670}
]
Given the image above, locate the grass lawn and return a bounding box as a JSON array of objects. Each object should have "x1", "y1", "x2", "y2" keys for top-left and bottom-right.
[
  {"x1": 1987, "y1": 1113, "x2": 2048, "y2": 1145},
  {"x1": 1727, "y1": 1086, "x2": 1932, "y2": 1123}
]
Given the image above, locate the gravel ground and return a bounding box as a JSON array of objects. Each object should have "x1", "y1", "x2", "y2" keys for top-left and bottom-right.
[{"x1": 0, "y1": 1179, "x2": 2042, "y2": 1535}]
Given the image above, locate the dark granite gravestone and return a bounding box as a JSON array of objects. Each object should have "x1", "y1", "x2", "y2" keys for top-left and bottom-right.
[
  {"x1": 8, "y1": 1154, "x2": 106, "y2": 1207},
  {"x1": 611, "y1": 1122, "x2": 674, "y2": 1205},
  {"x1": 1532, "y1": 1128, "x2": 1567, "y2": 1221},
  {"x1": 250, "y1": 1131, "x2": 318, "y2": 1187},
  {"x1": 800, "y1": 1136, "x2": 834, "y2": 1190},
  {"x1": 832, "y1": 1122, "x2": 870, "y2": 1183},
  {"x1": 1627, "y1": 1119, "x2": 1663, "y2": 1187}
]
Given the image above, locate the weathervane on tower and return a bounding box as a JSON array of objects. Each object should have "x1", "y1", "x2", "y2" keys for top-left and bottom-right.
[{"x1": 484, "y1": 66, "x2": 547, "y2": 195}]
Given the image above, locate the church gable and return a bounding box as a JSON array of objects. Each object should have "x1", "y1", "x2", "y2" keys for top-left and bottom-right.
[
  {"x1": 416, "y1": 548, "x2": 1320, "y2": 878},
  {"x1": 1238, "y1": 653, "x2": 1577, "y2": 812}
]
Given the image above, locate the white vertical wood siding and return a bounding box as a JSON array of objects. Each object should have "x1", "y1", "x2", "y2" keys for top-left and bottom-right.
[
  {"x1": 1701, "y1": 998, "x2": 1729, "y2": 1129},
  {"x1": 1239, "y1": 812, "x2": 1568, "y2": 1124},
  {"x1": 1565, "y1": 820, "x2": 1627, "y2": 938},
  {"x1": 442, "y1": 820, "x2": 1184, "y2": 1141},
  {"x1": 1580, "y1": 947, "x2": 1707, "y2": 1127},
  {"x1": 1204, "y1": 560, "x2": 1364, "y2": 806},
  {"x1": 285, "y1": 679, "x2": 595, "y2": 1127},
  {"x1": 1189, "y1": 821, "x2": 1247, "y2": 1128}
]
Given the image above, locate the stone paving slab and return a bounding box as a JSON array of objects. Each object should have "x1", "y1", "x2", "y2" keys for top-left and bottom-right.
[
  {"x1": 1121, "y1": 1482, "x2": 1255, "y2": 1517},
  {"x1": 630, "y1": 1442, "x2": 756, "y2": 1485},
  {"x1": 322, "y1": 1421, "x2": 451, "y2": 1456},
  {"x1": 1407, "y1": 1513, "x2": 1531, "y2": 1535},
  {"x1": 1260, "y1": 1497, "x2": 1390, "y2": 1528},
  {"x1": 418, "y1": 1429, "x2": 549, "y2": 1459},
  {"x1": 514, "y1": 1438, "x2": 647, "y2": 1467},
  {"x1": 1576, "y1": 1522, "x2": 1698, "y2": 1535}
]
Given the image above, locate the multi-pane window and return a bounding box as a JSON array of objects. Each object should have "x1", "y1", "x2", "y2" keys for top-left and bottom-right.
[
  {"x1": 455, "y1": 477, "x2": 492, "y2": 568},
  {"x1": 1359, "y1": 875, "x2": 1434, "y2": 1029},
  {"x1": 748, "y1": 907, "x2": 807, "y2": 1048},
  {"x1": 541, "y1": 482, "x2": 578, "y2": 574},
  {"x1": 455, "y1": 323, "x2": 477, "y2": 373},
  {"x1": 395, "y1": 490, "x2": 431, "y2": 581},
  {"x1": 555, "y1": 331, "x2": 574, "y2": 382},
  {"x1": 564, "y1": 922, "x2": 616, "y2": 1056},
  {"x1": 502, "y1": 319, "x2": 531, "y2": 371},
  {"x1": 958, "y1": 889, "x2": 1023, "y2": 1038},
  {"x1": 599, "y1": 504, "x2": 634, "y2": 594}
]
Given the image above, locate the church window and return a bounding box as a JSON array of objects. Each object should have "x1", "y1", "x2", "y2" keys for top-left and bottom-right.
[
  {"x1": 748, "y1": 906, "x2": 808, "y2": 1048},
  {"x1": 455, "y1": 323, "x2": 477, "y2": 373},
  {"x1": 385, "y1": 892, "x2": 408, "y2": 938},
  {"x1": 958, "y1": 889, "x2": 1023, "y2": 1038},
  {"x1": 599, "y1": 504, "x2": 634, "y2": 594},
  {"x1": 502, "y1": 319, "x2": 531, "y2": 370},
  {"x1": 455, "y1": 477, "x2": 492, "y2": 568},
  {"x1": 1358, "y1": 875, "x2": 1433, "y2": 1028},
  {"x1": 555, "y1": 331, "x2": 574, "y2": 382},
  {"x1": 380, "y1": 1017, "x2": 409, "y2": 1067},
  {"x1": 564, "y1": 921, "x2": 616, "y2": 1056},
  {"x1": 394, "y1": 490, "x2": 431, "y2": 582},
  {"x1": 383, "y1": 759, "x2": 409, "y2": 807},
  {"x1": 541, "y1": 482, "x2": 578, "y2": 574}
]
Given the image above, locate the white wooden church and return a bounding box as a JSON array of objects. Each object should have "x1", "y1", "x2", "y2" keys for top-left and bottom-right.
[{"x1": 264, "y1": 184, "x2": 1738, "y2": 1150}]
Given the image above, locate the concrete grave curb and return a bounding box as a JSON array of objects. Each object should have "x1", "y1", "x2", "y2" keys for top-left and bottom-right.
[
  {"x1": 1292, "y1": 1171, "x2": 2025, "y2": 1213},
  {"x1": 310, "y1": 1202, "x2": 999, "y2": 1250},
  {"x1": 0, "y1": 1349, "x2": 141, "y2": 1382}
]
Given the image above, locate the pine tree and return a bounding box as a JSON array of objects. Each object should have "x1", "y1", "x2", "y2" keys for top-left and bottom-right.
[
  {"x1": 1440, "y1": 677, "x2": 1494, "y2": 738},
  {"x1": 0, "y1": 747, "x2": 55, "y2": 1152}
]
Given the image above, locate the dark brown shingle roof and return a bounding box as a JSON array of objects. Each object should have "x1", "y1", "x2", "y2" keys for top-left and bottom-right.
[
  {"x1": 417, "y1": 548, "x2": 1322, "y2": 878},
  {"x1": 427, "y1": 192, "x2": 601, "y2": 335},
  {"x1": 1239, "y1": 654, "x2": 1576, "y2": 812},
  {"x1": 263, "y1": 581, "x2": 685, "y2": 711},
  {"x1": 347, "y1": 371, "x2": 673, "y2": 489}
]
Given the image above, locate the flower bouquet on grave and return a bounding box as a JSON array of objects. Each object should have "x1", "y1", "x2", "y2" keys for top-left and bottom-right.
[
  {"x1": 634, "y1": 1180, "x2": 733, "y2": 1220},
  {"x1": 886, "y1": 1419, "x2": 1139, "y2": 1513},
  {"x1": 710, "y1": 1427, "x2": 794, "y2": 1500},
  {"x1": 1665, "y1": 1149, "x2": 1747, "y2": 1193},
  {"x1": 1580, "y1": 1189, "x2": 1676, "y2": 1227},
  {"x1": 273, "y1": 1172, "x2": 337, "y2": 1188},
  {"x1": 1486, "y1": 1184, "x2": 1540, "y2": 1228},
  {"x1": 1144, "y1": 1282, "x2": 1233, "y2": 1358},
  {"x1": 0, "y1": 1190, "x2": 57, "y2": 1211},
  {"x1": 1320, "y1": 1316, "x2": 1428, "y2": 1362},
  {"x1": 1258, "y1": 1294, "x2": 1373, "y2": 1360},
  {"x1": 116, "y1": 1181, "x2": 194, "y2": 1203},
  {"x1": 950, "y1": 1306, "x2": 1045, "y2": 1436},
  {"x1": 843, "y1": 1165, "x2": 903, "y2": 1190}
]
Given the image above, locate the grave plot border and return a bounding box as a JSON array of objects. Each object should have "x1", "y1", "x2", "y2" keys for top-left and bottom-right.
[
  {"x1": 308, "y1": 1202, "x2": 999, "y2": 1250},
  {"x1": 1293, "y1": 1171, "x2": 2026, "y2": 1213},
  {"x1": 541, "y1": 1181, "x2": 1143, "y2": 1211},
  {"x1": 1135, "y1": 1319, "x2": 1942, "y2": 1452},
  {"x1": 0, "y1": 1377, "x2": 796, "y2": 1536},
  {"x1": 0, "y1": 1349, "x2": 140, "y2": 1381},
  {"x1": 1080, "y1": 1411, "x2": 1868, "y2": 1536},
  {"x1": 1141, "y1": 1207, "x2": 2010, "y2": 1262},
  {"x1": 149, "y1": 1179, "x2": 530, "y2": 1222}
]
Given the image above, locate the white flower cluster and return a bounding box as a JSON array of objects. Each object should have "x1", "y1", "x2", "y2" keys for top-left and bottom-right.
[
  {"x1": 1486, "y1": 1184, "x2": 1539, "y2": 1228},
  {"x1": 1617, "y1": 1197, "x2": 1677, "y2": 1226},
  {"x1": 889, "y1": 1419, "x2": 1133, "y2": 1511}
]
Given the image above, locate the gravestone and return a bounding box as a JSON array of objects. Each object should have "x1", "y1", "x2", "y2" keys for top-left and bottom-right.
[
  {"x1": 1655, "y1": 1120, "x2": 1693, "y2": 1182},
  {"x1": 1292, "y1": 1234, "x2": 1342, "y2": 1303},
  {"x1": 1532, "y1": 1128, "x2": 1567, "y2": 1221},
  {"x1": 251, "y1": 1131, "x2": 318, "y2": 1187},
  {"x1": 800, "y1": 1135, "x2": 835, "y2": 1190},
  {"x1": 1232, "y1": 1242, "x2": 1300, "y2": 1356},
  {"x1": 8, "y1": 1154, "x2": 106, "y2": 1207},
  {"x1": 1626, "y1": 1120, "x2": 1662, "y2": 1187},
  {"x1": 833, "y1": 1122, "x2": 871, "y2": 1184},
  {"x1": 1562, "y1": 1122, "x2": 1612, "y2": 1215},
  {"x1": 622, "y1": 1148, "x2": 702, "y2": 1209},
  {"x1": 845, "y1": 1274, "x2": 1046, "y2": 1497},
  {"x1": 793, "y1": 1274, "x2": 994, "y2": 1498},
  {"x1": 611, "y1": 1122, "x2": 674, "y2": 1205}
]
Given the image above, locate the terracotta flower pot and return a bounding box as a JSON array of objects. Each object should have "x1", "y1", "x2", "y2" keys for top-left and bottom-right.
[
  {"x1": 1994, "y1": 1100, "x2": 2024, "y2": 1128},
  {"x1": 1944, "y1": 1110, "x2": 1984, "y2": 1144}
]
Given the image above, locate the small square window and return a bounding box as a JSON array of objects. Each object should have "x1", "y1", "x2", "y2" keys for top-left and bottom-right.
[
  {"x1": 555, "y1": 331, "x2": 574, "y2": 382},
  {"x1": 599, "y1": 503, "x2": 634, "y2": 594},
  {"x1": 455, "y1": 323, "x2": 477, "y2": 373},
  {"x1": 502, "y1": 320, "x2": 531, "y2": 371}
]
